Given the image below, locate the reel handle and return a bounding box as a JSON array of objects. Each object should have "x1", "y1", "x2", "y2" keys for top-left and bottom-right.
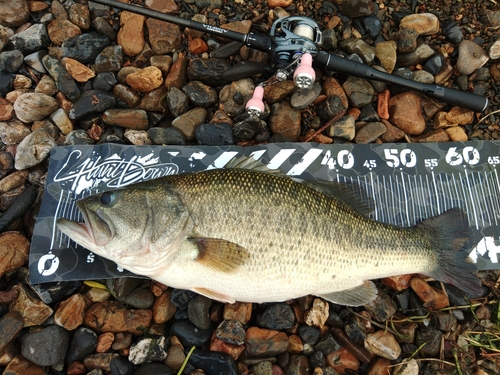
[
  {"x1": 293, "y1": 53, "x2": 316, "y2": 89},
  {"x1": 245, "y1": 86, "x2": 265, "y2": 115},
  {"x1": 314, "y1": 51, "x2": 488, "y2": 113}
]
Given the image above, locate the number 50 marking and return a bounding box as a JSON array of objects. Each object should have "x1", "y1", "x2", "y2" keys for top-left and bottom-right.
[{"x1": 384, "y1": 149, "x2": 417, "y2": 168}]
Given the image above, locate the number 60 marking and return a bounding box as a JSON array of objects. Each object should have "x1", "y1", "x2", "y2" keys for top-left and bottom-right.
[{"x1": 445, "y1": 146, "x2": 480, "y2": 166}]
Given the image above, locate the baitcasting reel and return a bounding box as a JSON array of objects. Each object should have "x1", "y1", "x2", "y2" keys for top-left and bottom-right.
[
  {"x1": 246, "y1": 16, "x2": 323, "y2": 116},
  {"x1": 87, "y1": 0, "x2": 490, "y2": 114}
]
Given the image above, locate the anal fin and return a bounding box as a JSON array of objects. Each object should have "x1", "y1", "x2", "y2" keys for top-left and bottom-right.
[
  {"x1": 193, "y1": 287, "x2": 236, "y2": 304},
  {"x1": 189, "y1": 238, "x2": 250, "y2": 274},
  {"x1": 317, "y1": 281, "x2": 378, "y2": 306}
]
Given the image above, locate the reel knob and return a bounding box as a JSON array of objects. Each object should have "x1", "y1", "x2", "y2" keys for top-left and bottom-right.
[
  {"x1": 293, "y1": 53, "x2": 315, "y2": 89},
  {"x1": 245, "y1": 85, "x2": 265, "y2": 115}
]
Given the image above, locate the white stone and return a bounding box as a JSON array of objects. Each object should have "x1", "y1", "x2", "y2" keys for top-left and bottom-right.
[{"x1": 50, "y1": 108, "x2": 73, "y2": 135}]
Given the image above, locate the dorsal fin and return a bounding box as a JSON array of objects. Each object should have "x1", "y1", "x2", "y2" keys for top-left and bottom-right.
[{"x1": 224, "y1": 155, "x2": 286, "y2": 176}]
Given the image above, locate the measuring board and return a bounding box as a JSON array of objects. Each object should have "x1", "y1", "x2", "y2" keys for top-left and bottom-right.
[{"x1": 29, "y1": 141, "x2": 500, "y2": 284}]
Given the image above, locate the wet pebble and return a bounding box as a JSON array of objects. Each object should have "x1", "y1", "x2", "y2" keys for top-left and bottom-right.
[
  {"x1": 183, "y1": 80, "x2": 218, "y2": 108},
  {"x1": 343, "y1": 76, "x2": 375, "y2": 108},
  {"x1": 257, "y1": 303, "x2": 295, "y2": 330},
  {"x1": 269, "y1": 101, "x2": 301, "y2": 141},
  {"x1": 102, "y1": 109, "x2": 149, "y2": 130},
  {"x1": 456, "y1": 40, "x2": 489, "y2": 75},
  {"x1": 147, "y1": 18, "x2": 182, "y2": 54},
  {"x1": 215, "y1": 320, "x2": 246, "y2": 345},
  {"x1": 109, "y1": 356, "x2": 135, "y2": 375},
  {"x1": 170, "y1": 320, "x2": 212, "y2": 347},
  {"x1": 171, "y1": 107, "x2": 207, "y2": 140},
  {"x1": 314, "y1": 333, "x2": 342, "y2": 355},
  {"x1": 364, "y1": 330, "x2": 401, "y2": 360},
  {"x1": 47, "y1": 19, "x2": 81, "y2": 46},
  {"x1": 188, "y1": 294, "x2": 213, "y2": 330},
  {"x1": 415, "y1": 327, "x2": 442, "y2": 356},
  {"x1": 0, "y1": 0, "x2": 30, "y2": 27},
  {"x1": 21, "y1": 325, "x2": 70, "y2": 366},
  {"x1": 0, "y1": 71, "x2": 14, "y2": 96},
  {"x1": 188, "y1": 348, "x2": 238, "y2": 375},
  {"x1": 170, "y1": 289, "x2": 197, "y2": 309},
  {"x1": 134, "y1": 362, "x2": 174, "y2": 375},
  {"x1": 128, "y1": 335, "x2": 167, "y2": 365},
  {"x1": 326, "y1": 347, "x2": 360, "y2": 374},
  {"x1": 126, "y1": 66, "x2": 163, "y2": 92},
  {"x1": 364, "y1": 290, "x2": 397, "y2": 322},
  {"x1": 84, "y1": 353, "x2": 119, "y2": 373},
  {"x1": 84, "y1": 301, "x2": 152, "y2": 335},
  {"x1": 3, "y1": 354, "x2": 46, "y2": 375},
  {"x1": 187, "y1": 58, "x2": 231, "y2": 86},
  {"x1": 409, "y1": 276, "x2": 449, "y2": 310},
  {"x1": 388, "y1": 92, "x2": 425, "y2": 135},
  {"x1": 93, "y1": 45, "x2": 124, "y2": 73},
  {"x1": 93, "y1": 72, "x2": 118, "y2": 91},
  {"x1": 245, "y1": 327, "x2": 288, "y2": 356},
  {"x1": 0, "y1": 312, "x2": 24, "y2": 353},
  {"x1": 13, "y1": 92, "x2": 58, "y2": 123},
  {"x1": 148, "y1": 126, "x2": 186, "y2": 145},
  {"x1": 400, "y1": 13, "x2": 440, "y2": 35},
  {"x1": 123, "y1": 287, "x2": 154, "y2": 309},
  {"x1": 195, "y1": 122, "x2": 234, "y2": 145},
  {"x1": 291, "y1": 83, "x2": 321, "y2": 109},
  {"x1": 66, "y1": 327, "x2": 98, "y2": 364},
  {"x1": 354, "y1": 121, "x2": 386, "y2": 143},
  {"x1": 219, "y1": 79, "x2": 255, "y2": 116}
]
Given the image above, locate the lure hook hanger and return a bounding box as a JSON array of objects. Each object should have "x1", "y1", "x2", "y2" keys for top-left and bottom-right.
[{"x1": 88, "y1": 0, "x2": 489, "y2": 114}]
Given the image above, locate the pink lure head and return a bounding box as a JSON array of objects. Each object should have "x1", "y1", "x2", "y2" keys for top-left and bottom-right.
[
  {"x1": 293, "y1": 53, "x2": 315, "y2": 89},
  {"x1": 245, "y1": 85, "x2": 265, "y2": 115}
]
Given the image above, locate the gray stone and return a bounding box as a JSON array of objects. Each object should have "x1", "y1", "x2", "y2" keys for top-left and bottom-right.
[
  {"x1": 93, "y1": 45, "x2": 123, "y2": 73},
  {"x1": 183, "y1": 80, "x2": 218, "y2": 108},
  {"x1": 327, "y1": 115, "x2": 355, "y2": 140},
  {"x1": 21, "y1": 325, "x2": 70, "y2": 366},
  {"x1": 0, "y1": 50, "x2": 23, "y2": 73},
  {"x1": 148, "y1": 127, "x2": 186, "y2": 145},
  {"x1": 42, "y1": 54, "x2": 81, "y2": 102},
  {"x1": 354, "y1": 121, "x2": 387, "y2": 144},
  {"x1": 342, "y1": 76, "x2": 375, "y2": 107},
  {"x1": 342, "y1": 38, "x2": 375, "y2": 64},
  {"x1": 62, "y1": 32, "x2": 110, "y2": 64},
  {"x1": 24, "y1": 50, "x2": 48, "y2": 73},
  {"x1": 188, "y1": 295, "x2": 212, "y2": 330},
  {"x1": 290, "y1": 83, "x2": 321, "y2": 109},
  {"x1": 8, "y1": 23, "x2": 50, "y2": 54},
  {"x1": 167, "y1": 87, "x2": 189, "y2": 117},
  {"x1": 397, "y1": 43, "x2": 435, "y2": 66}
]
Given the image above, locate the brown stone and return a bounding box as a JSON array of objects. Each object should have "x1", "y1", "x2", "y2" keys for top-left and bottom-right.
[
  {"x1": 446, "y1": 106, "x2": 474, "y2": 125},
  {"x1": 326, "y1": 348, "x2": 360, "y2": 374},
  {"x1": 117, "y1": 11, "x2": 146, "y2": 56},
  {"x1": 84, "y1": 301, "x2": 152, "y2": 335},
  {"x1": 140, "y1": 85, "x2": 168, "y2": 112},
  {"x1": 400, "y1": 13, "x2": 440, "y2": 35},
  {"x1": 0, "y1": 98, "x2": 13, "y2": 121},
  {"x1": 69, "y1": 3, "x2": 90, "y2": 30},
  {"x1": 113, "y1": 84, "x2": 141, "y2": 108},
  {"x1": 3, "y1": 354, "x2": 46, "y2": 375},
  {"x1": 323, "y1": 77, "x2": 349, "y2": 109},
  {"x1": 96, "y1": 332, "x2": 115, "y2": 353},
  {"x1": 377, "y1": 89, "x2": 390, "y2": 120},
  {"x1": 379, "y1": 120, "x2": 406, "y2": 143},
  {"x1": 189, "y1": 38, "x2": 209, "y2": 55},
  {"x1": 29, "y1": 1, "x2": 49, "y2": 12},
  {"x1": 165, "y1": 52, "x2": 187, "y2": 88},
  {"x1": 269, "y1": 101, "x2": 301, "y2": 141},
  {"x1": 445, "y1": 126, "x2": 468, "y2": 142},
  {"x1": 147, "y1": 18, "x2": 182, "y2": 55},
  {"x1": 10, "y1": 284, "x2": 53, "y2": 327},
  {"x1": 368, "y1": 357, "x2": 392, "y2": 375},
  {"x1": 47, "y1": 19, "x2": 81, "y2": 46},
  {"x1": 0, "y1": 342, "x2": 18, "y2": 367},
  {"x1": 171, "y1": 107, "x2": 207, "y2": 140},
  {"x1": 268, "y1": 0, "x2": 293, "y2": 8},
  {"x1": 83, "y1": 353, "x2": 119, "y2": 373},
  {"x1": 126, "y1": 66, "x2": 163, "y2": 92},
  {"x1": 381, "y1": 274, "x2": 413, "y2": 291},
  {"x1": 54, "y1": 294, "x2": 86, "y2": 330},
  {"x1": 409, "y1": 276, "x2": 449, "y2": 310},
  {"x1": 288, "y1": 334, "x2": 304, "y2": 354},
  {"x1": 111, "y1": 332, "x2": 133, "y2": 351},
  {"x1": 365, "y1": 330, "x2": 401, "y2": 360},
  {"x1": 223, "y1": 302, "x2": 252, "y2": 324},
  {"x1": 150, "y1": 55, "x2": 173, "y2": 74},
  {"x1": 264, "y1": 80, "x2": 296, "y2": 103},
  {"x1": 152, "y1": 288, "x2": 177, "y2": 324},
  {"x1": 433, "y1": 111, "x2": 456, "y2": 129},
  {"x1": 456, "y1": 40, "x2": 489, "y2": 76},
  {"x1": 13, "y1": 75, "x2": 32, "y2": 90},
  {"x1": 388, "y1": 92, "x2": 426, "y2": 135},
  {"x1": 0, "y1": 232, "x2": 29, "y2": 277},
  {"x1": 0, "y1": 120, "x2": 31, "y2": 145},
  {"x1": 67, "y1": 361, "x2": 86, "y2": 375},
  {"x1": 145, "y1": 0, "x2": 179, "y2": 13},
  {"x1": 51, "y1": 0, "x2": 68, "y2": 20},
  {"x1": 375, "y1": 41, "x2": 397, "y2": 74},
  {"x1": 413, "y1": 129, "x2": 450, "y2": 143},
  {"x1": 14, "y1": 92, "x2": 59, "y2": 123},
  {"x1": 34, "y1": 75, "x2": 57, "y2": 96},
  {"x1": 210, "y1": 110, "x2": 234, "y2": 126},
  {"x1": 86, "y1": 287, "x2": 111, "y2": 303},
  {"x1": 0, "y1": 0, "x2": 30, "y2": 28},
  {"x1": 210, "y1": 333, "x2": 245, "y2": 360},
  {"x1": 62, "y1": 57, "x2": 95, "y2": 83},
  {"x1": 355, "y1": 121, "x2": 387, "y2": 144},
  {"x1": 102, "y1": 109, "x2": 149, "y2": 130},
  {"x1": 304, "y1": 298, "x2": 329, "y2": 328},
  {"x1": 0, "y1": 312, "x2": 23, "y2": 353},
  {"x1": 165, "y1": 345, "x2": 185, "y2": 371},
  {"x1": 245, "y1": 327, "x2": 289, "y2": 356}
]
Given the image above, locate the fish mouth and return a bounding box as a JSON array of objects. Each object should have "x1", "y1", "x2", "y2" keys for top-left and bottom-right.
[{"x1": 57, "y1": 201, "x2": 115, "y2": 250}]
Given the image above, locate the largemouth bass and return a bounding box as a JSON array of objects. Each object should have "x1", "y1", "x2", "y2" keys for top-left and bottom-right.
[{"x1": 57, "y1": 157, "x2": 481, "y2": 306}]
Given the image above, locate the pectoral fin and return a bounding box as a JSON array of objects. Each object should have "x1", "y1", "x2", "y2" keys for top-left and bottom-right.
[
  {"x1": 189, "y1": 238, "x2": 250, "y2": 274},
  {"x1": 317, "y1": 281, "x2": 378, "y2": 306},
  {"x1": 193, "y1": 287, "x2": 236, "y2": 304}
]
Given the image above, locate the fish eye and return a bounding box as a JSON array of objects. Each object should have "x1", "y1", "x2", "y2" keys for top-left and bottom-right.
[{"x1": 99, "y1": 191, "x2": 115, "y2": 206}]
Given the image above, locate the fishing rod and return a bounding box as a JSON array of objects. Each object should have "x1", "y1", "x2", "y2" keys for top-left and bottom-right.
[{"x1": 89, "y1": 0, "x2": 489, "y2": 114}]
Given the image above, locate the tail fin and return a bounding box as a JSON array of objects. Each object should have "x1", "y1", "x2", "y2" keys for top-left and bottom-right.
[{"x1": 419, "y1": 207, "x2": 482, "y2": 296}]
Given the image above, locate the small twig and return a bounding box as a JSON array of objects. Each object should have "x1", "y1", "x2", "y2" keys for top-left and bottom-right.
[
  {"x1": 388, "y1": 357, "x2": 456, "y2": 368},
  {"x1": 453, "y1": 348, "x2": 464, "y2": 375},
  {"x1": 303, "y1": 110, "x2": 346, "y2": 142},
  {"x1": 475, "y1": 108, "x2": 500, "y2": 127}
]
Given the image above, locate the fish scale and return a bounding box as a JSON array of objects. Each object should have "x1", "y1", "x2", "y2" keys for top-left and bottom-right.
[{"x1": 57, "y1": 162, "x2": 482, "y2": 306}]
